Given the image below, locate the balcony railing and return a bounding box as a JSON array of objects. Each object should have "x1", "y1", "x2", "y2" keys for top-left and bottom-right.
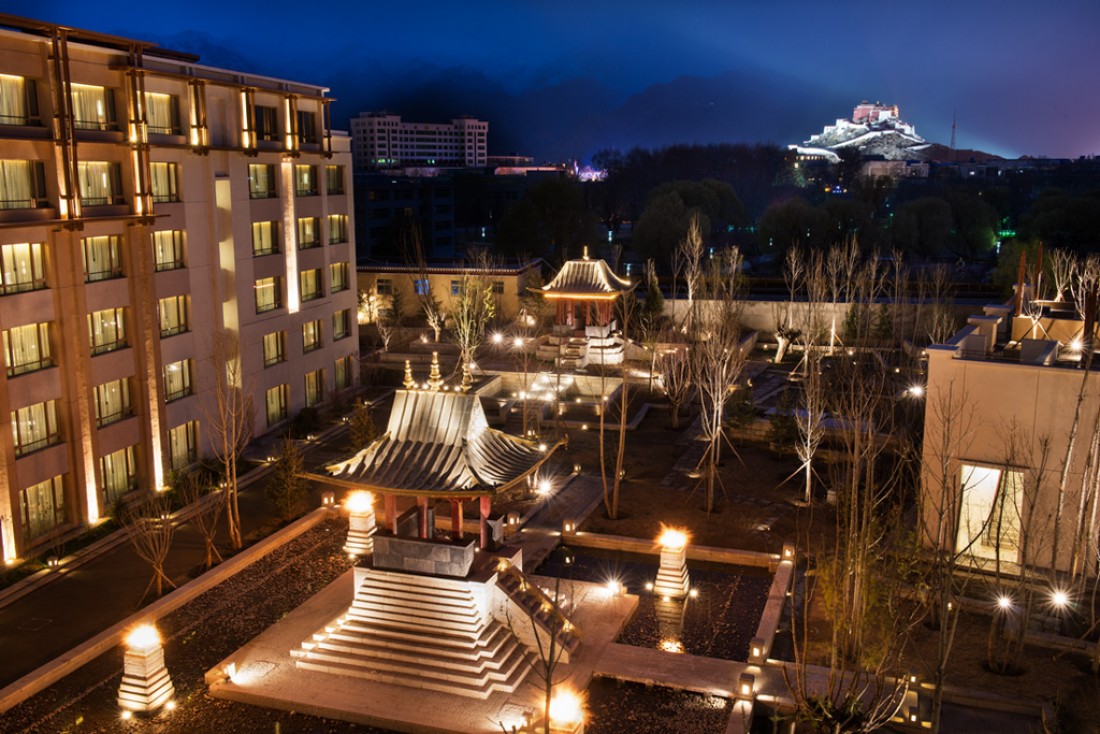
[
  {"x1": 164, "y1": 385, "x2": 193, "y2": 402},
  {"x1": 0, "y1": 197, "x2": 48, "y2": 210},
  {"x1": 90, "y1": 339, "x2": 127, "y2": 356},
  {"x1": 0, "y1": 278, "x2": 46, "y2": 295},
  {"x1": 7, "y1": 356, "x2": 53, "y2": 377},
  {"x1": 160, "y1": 323, "x2": 189, "y2": 338},
  {"x1": 14, "y1": 433, "x2": 61, "y2": 457},
  {"x1": 85, "y1": 267, "x2": 123, "y2": 283},
  {"x1": 96, "y1": 407, "x2": 133, "y2": 428}
]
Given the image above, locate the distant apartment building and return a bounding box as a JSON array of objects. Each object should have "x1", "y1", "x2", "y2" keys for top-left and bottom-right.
[
  {"x1": 0, "y1": 16, "x2": 358, "y2": 562},
  {"x1": 353, "y1": 173, "x2": 455, "y2": 260},
  {"x1": 350, "y1": 113, "x2": 487, "y2": 171}
]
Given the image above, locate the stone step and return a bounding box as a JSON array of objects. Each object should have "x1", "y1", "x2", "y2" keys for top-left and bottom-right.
[
  {"x1": 313, "y1": 631, "x2": 523, "y2": 673},
  {"x1": 347, "y1": 605, "x2": 486, "y2": 636},
  {"x1": 350, "y1": 594, "x2": 481, "y2": 623},
  {"x1": 359, "y1": 572, "x2": 478, "y2": 600},
  {"x1": 353, "y1": 583, "x2": 480, "y2": 611},
  {"x1": 295, "y1": 658, "x2": 508, "y2": 700},
  {"x1": 337, "y1": 619, "x2": 487, "y2": 648},
  {"x1": 324, "y1": 623, "x2": 514, "y2": 662}
]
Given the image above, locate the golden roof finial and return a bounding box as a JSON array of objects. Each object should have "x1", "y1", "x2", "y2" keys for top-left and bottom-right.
[
  {"x1": 427, "y1": 351, "x2": 444, "y2": 391},
  {"x1": 403, "y1": 360, "x2": 415, "y2": 390},
  {"x1": 582, "y1": 245, "x2": 590, "y2": 260}
]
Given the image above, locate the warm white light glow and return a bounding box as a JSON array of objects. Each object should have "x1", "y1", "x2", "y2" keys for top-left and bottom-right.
[
  {"x1": 1070, "y1": 339, "x2": 1083, "y2": 352},
  {"x1": 997, "y1": 595, "x2": 1013, "y2": 611},
  {"x1": 548, "y1": 688, "x2": 586, "y2": 726},
  {"x1": 537, "y1": 479, "x2": 552, "y2": 496},
  {"x1": 605, "y1": 579, "x2": 622, "y2": 596},
  {"x1": 492, "y1": 332, "x2": 504, "y2": 345},
  {"x1": 1051, "y1": 589, "x2": 1070, "y2": 608},
  {"x1": 657, "y1": 525, "x2": 690, "y2": 550},
  {"x1": 126, "y1": 624, "x2": 161, "y2": 651},
  {"x1": 689, "y1": 588, "x2": 699, "y2": 599},
  {"x1": 659, "y1": 638, "x2": 685, "y2": 654},
  {"x1": 345, "y1": 490, "x2": 375, "y2": 515},
  {"x1": 908, "y1": 385, "x2": 925, "y2": 397}
]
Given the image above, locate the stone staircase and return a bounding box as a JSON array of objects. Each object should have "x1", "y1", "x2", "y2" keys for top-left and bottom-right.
[
  {"x1": 291, "y1": 568, "x2": 533, "y2": 699},
  {"x1": 558, "y1": 338, "x2": 589, "y2": 369},
  {"x1": 496, "y1": 565, "x2": 582, "y2": 663}
]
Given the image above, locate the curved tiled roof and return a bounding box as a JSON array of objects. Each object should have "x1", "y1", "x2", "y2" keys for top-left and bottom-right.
[
  {"x1": 325, "y1": 390, "x2": 553, "y2": 497},
  {"x1": 541, "y1": 256, "x2": 632, "y2": 296}
]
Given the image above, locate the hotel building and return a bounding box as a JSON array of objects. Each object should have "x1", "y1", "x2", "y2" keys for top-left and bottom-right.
[
  {"x1": 0, "y1": 15, "x2": 358, "y2": 562},
  {"x1": 350, "y1": 113, "x2": 487, "y2": 171}
]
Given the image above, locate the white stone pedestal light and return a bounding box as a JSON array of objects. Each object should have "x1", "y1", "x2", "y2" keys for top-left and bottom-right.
[{"x1": 117, "y1": 624, "x2": 174, "y2": 714}]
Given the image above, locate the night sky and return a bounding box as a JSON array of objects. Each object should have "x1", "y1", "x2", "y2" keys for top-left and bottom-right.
[{"x1": 29, "y1": 0, "x2": 1100, "y2": 160}]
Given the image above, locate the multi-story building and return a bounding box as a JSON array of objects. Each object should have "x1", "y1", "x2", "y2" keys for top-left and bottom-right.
[
  {"x1": 0, "y1": 15, "x2": 358, "y2": 562},
  {"x1": 353, "y1": 173, "x2": 455, "y2": 260},
  {"x1": 350, "y1": 113, "x2": 487, "y2": 171}
]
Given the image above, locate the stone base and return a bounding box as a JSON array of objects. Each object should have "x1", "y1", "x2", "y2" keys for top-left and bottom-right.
[{"x1": 117, "y1": 647, "x2": 174, "y2": 712}]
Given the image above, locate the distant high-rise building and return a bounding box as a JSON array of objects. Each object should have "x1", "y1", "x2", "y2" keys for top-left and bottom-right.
[
  {"x1": 0, "y1": 15, "x2": 358, "y2": 562},
  {"x1": 350, "y1": 113, "x2": 488, "y2": 171}
]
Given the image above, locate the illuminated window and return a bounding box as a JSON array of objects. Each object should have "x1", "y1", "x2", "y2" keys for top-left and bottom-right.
[
  {"x1": 957, "y1": 464, "x2": 1024, "y2": 565},
  {"x1": 0, "y1": 160, "x2": 47, "y2": 209},
  {"x1": 0, "y1": 241, "x2": 46, "y2": 293},
  {"x1": 82, "y1": 235, "x2": 123, "y2": 282},
  {"x1": 334, "y1": 355, "x2": 353, "y2": 391},
  {"x1": 77, "y1": 161, "x2": 123, "y2": 206},
  {"x1": 152, "y1": 230, "x2": 184, "y2": 271},
  {"x1": 327, "y1": 214, "x2": 348, "y2": 243},
  {"x1": 255, "y1": 105, "x2": 278, "y2": 142},
  {"x1": 3, "y1": 322, "x2": 51, "y2": 376},
  {"x1": 0, "y1": 74, "x2": 40, "y2": 126},
  {"x1": 295, "y1": 165, "x2": 318, "y2": 196},
  {"x1": 163, "y1": 359, "x2": 193, "y2": 402},
  {"x1": 304, "y1": 369, "x2": 324, "y2": 407},
  {"x1": 20, "y1": 475, "x2": 65, "y2": 541},
  {"x1": 254, "y1": 276, "x2": 283, "y2": 313},
  {"x1": 325, "y1": 165, "x2": 345, "y2": 194},
  {"x1": 300, "y1": 268, "x2": 323, "y2": 302},
  {"x1": 332, "y1": 309, "x2": 351, "y2": 340},
  {"x1": 88, "y1": 308, "x2": 127, "y2": 354},
  {"x1": 297, "y1": 217, "x2": 320, "y2": 249},
  {"x1": 450, "y1": 280, "x2": 461, "y2": 296},
  {"x1": 414, "y1": 278, "x2": 429, "y2": 296},
  {"x1": 70, "y1": 83, "x2": 116, "y2": 131},
  {"x1": 149, "y1": 162, "x2": 180, "y2": 203},
  {"x1": 297, "y1": 110, "x2": 318, "y2": 144},
  {"x1": 302, "y1": 319, "x2": 322, "y2": 352},
  {"x1": 263, "y1": 331, "x2": 286, "y2": 366},
  {"x1": 93, "y1": 378, "x2": 132, "y2": 427},
  {"x1": 330, "y1": 262, "x2": 349, "y2": 292},
  {"x1": 266, "y1": 384, "x2": 289, "y2": 426},
  {"x1": 11, "y1": 399, "x2": 60, "y2": 456},
  {"x1": 248, "y1": 164, "x2": 276, "y2": 199},
  {"x1": 144, "y1": 92, "x2": 181, "y2": 135},
  {"x1": 158, "y1": 295, "x2": 189, "y2": 337},
  {"x1": 251, "y1": 221, "x2": 279, "y2": 256},
  {"x1": 168, "y1": 421, "x2": 198, "y2": 470},
  {"x1": 100, "y1": 446, "x2": 137, "y2": 505}
]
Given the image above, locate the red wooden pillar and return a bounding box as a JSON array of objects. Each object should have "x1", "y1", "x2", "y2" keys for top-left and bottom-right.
[
  {"x1": 479, "y1": 495, "x2": 491, "y2": 549},
  {"x1": 417, "y1": 496, "x2": 429, "y2": 539},
  {"x1": 384, "y1": 494, "x2": 397, "y2": 534},
  {"x1": 450, "y1": 499, "x2": 463, "y2": 540}
]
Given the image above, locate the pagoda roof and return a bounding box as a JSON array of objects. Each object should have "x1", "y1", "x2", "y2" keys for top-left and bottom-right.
[
  {"x1": 540, "y1": 253, "x2": 633, "y2": 297},
  {"x1": 321, "y1": 389, "x2": 555, "y2": 498}
]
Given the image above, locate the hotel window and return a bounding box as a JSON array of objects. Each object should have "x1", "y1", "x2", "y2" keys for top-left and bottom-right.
[
  {"x1": 144, "y1": 92, "x2": 181, "y2": 135},
  {"x1": 248, "y1": 163, "x2": 276, "y2": 199},
  {"x1": 0, "y1": 160, "x2": 47, "y2": 209},
  {"x1": 255, "y1": 105, "x2": 278, "y2": 141},
  {"x1": 252, "y1": 221, "x2": 279, "y2": 256},
  {"x1": 263, "y1": 331, "x2": 286, "y2": 366},
  {"x1": 168, "y1": 421, "x2": 198, "y2": 470},
  {"x1": 333, "y1": 309, "x2": 351, "y2": 340},
  {"x1": 327, "y1": 214, "x2": 348, "y2": 244},
  {"x1": 376, "y1": 278, "x2": 393, "y2": 296},
  {"x1": 297, "y1": 217, "x2": 320, "y2": 249},
  {"x1": 297, "y1": 110, "x2": 318, "y2": 144},
  {"x1": 150, "y1": 162, "x2": 181, "y2": 203},
  {"x1": 255, "y1": 276, "x2": 283, "y2": 313},
  {"x1": 158, "y1": 295, "x2": 189, "y2": 337},
  {"x1": 414, "y1": 278, "x2": 429, "y2": 296},
  {"x1": 82, "y1": 235, "x2": 123, "y2": 282},
  {"x1": 164, "y1": 359, "x2": 193, "y2": 402},
  {"x1": 93, "y1": 378, "x2": 132, "y2": 427},
  {"x1": 450, "y1": 279, "x2": 461, "y2": 296},
  {"x1": 0, "y1": 74, "x2": 40, "y2": 126},
  {"x1": 492, "y1": 281, "x2": 505, "y2": 294},
  {"x1": 3, "y1": 322, "x2": 51, "y2": 376},
  {"x1": 70, "y1": 83, "x2": 117, "y2": 131},
  {"x1": 77, "y1": 161, "x2": 124, "y2": 206},
  {"x1": 88, "y1": 308, "x2": 127, "y2": 354},
  {"x1": 295, "y1": 165, "x2": 318, "y2": 196},
  {"x1": 957, "y1": 464, "x2": 1024, "y2": 565},
  {"x1": 330, "y1": 262, "x2": 349, "y2": 293},
  {"x1": 152, "y1": 230, "x2": 184, "y2": 271},
  {"x1": 100, "y1": 446, "x2": 137, "y2": 505},
  {"x1": 11, "y1": 399, "x2": 60, "y2": 456},
  {"x1": 334, "y1": 355, "x2": 353, "y2": 391},
  {"x1": 266, "y1": 384, "x2": 289, "y2": 426},
  {"x1": 300, "y1": 268, "x2": 323, "y2": 302},
  {"x1": 325, "y1": 164, "x2": 345, "y2": 194},
  {"x1": 20, "y1": 475, "x2": 65, "y2": 541},
  {"x1": 302, "y1": 319, "x2": 322, "y2": 352},
  {"x1": 0, "y1": 242, "x2": 46, "y2": 294},
  {"x1": 304, "y1": 369, "x2": 324, "y2": 407}
]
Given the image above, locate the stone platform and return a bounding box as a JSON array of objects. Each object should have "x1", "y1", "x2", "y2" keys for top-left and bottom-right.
[{"x1": 206, "y1": 570, "x2": 637, "y2": 733}]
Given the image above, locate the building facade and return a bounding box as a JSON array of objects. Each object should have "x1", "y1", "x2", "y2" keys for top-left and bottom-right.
[
  {"x1": 350, "y1": 113, "x2": 487, "y2": 171},
  {"x1": 0, "y1": 16, "x2": 358, "y2": 562}
]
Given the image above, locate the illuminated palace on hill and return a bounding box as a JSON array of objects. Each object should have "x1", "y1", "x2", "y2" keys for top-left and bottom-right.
[{"x1": 0, "y1": 14, "x2": 358, "y2": 563}]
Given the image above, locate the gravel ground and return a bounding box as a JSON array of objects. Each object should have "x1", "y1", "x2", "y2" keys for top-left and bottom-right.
[
  {"x1": 537, "y1": 546, "x2": 772, "y2": 660},
  {"x1": 0, "y1": 518, "x2": 398, "y2": 734},
  {"x1": 584, "y1": 677, "x2": 731, "y2": 734}
]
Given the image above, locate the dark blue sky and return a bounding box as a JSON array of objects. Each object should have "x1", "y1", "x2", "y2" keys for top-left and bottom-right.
[{"x1": 30, "y1": 0, "x2": 1100, "y2": 160}]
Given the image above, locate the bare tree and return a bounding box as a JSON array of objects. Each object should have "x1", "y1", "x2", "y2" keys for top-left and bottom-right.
[
  {"x1": 1050, "y1": 248, "x2": 1075, "y2": 303},
  {"x1": 657, "y1": 338, "x2": 692, "y2": 430},
  {"x1": 175, "y1": 468, "x2": 225, "y2": 570},
  {"x1": 675, "y1": 212, "x2": 705, "y2": 333},
  {"x1": 794, "y1": 254, "x2": 829, "y2": 504},
  {"x1": 775, "y1": 245, "x2": 805, "y2": 363},
  {"x1": 451, "y1": 249, "x2": 497, "y2": 385},
  {"x1": 598, "y1": 289, "x2": 635, "y2": 520},
  {"x1": 405, "y1": 224, "x2": 445, "y2": 342},
  {"x1": 122, "y1": 493, "x2": 177, "y2": 600},
  {"x1": 202, "y1": 331, "x2": 254, "y2": 550}
]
